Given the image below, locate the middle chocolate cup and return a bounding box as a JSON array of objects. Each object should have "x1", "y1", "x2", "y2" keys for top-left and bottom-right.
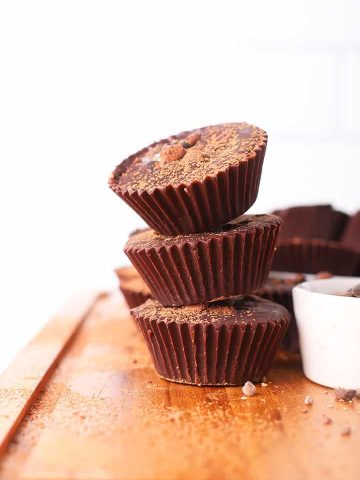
[{"x1": 124, "y1": 214, "x2": 282, "y2": 307}]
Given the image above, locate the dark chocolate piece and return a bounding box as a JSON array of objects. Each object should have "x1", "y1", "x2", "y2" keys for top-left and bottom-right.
[
  {"x1": 125, "y1": 214, "x2": 282, "y2": 306},
  {"x1": 131, "y1": 295, "x2": 290, "y2": 386},
  {"x1": 109, "y1": 123, "x2": 267, "y2": 235}
]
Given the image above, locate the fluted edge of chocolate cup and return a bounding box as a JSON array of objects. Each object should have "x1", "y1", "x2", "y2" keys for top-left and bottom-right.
[
  {"x1": 254, "y1": 287, "x2": 298, "y2": 353},
  {"x1": 132, "y1": 307, "x2": 290, "y2": 386},
  {"x1": 109, "y1": 143, "x2": 266, "y2": 235},
  {"x1": 124, "y1": 216, "x2": 281, "y2": 306},
  {"x1": 120, "y1": 286, "x2": 153, "y2": 309},
  {"x1": 272, "y1": 239, "x2": 360, "y2": 275}
]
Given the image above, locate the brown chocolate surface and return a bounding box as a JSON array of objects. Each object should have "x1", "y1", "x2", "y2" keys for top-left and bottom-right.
[
  {"x1": 114, "y1": 266, "x2": 140, "y2": 282},
  {"x1": 110, "y1": 123, "x2": 267, "y2": 193},
  {"x1": 132, "y1": 295, "x2": 289, "y2": 325},
  {"x1": 121, "y1": 277, "x2": 151, "y2": 295},
  {"x1": 125, "y1": 214, "x2": 281, "y2": 250},
  {"x1": 272, "y1": 238, "x2": 360, "y2": 275},
  {"x1": 273, "y1": 205, "x2": 348, "y2": 241},
  {"x1": 341, "y1": 210, "x2": 360, "y2": 250}
]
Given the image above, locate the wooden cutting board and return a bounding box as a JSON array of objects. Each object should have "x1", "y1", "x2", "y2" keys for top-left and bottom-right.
[{"x1": 0, "y1": 291, "x2": 359, "y2": 480}]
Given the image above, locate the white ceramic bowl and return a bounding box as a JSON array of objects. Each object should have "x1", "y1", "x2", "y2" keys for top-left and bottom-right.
[{"x1": 293, "y1": 277, "x2": 360, "y2": 389}]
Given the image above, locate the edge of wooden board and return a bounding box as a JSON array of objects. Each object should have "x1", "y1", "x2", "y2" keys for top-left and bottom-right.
[{"x1": 0, "y1": 290, "x2": 105, "y2": 456}]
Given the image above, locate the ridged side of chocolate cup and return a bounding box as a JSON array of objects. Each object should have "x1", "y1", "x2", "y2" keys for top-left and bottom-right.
[
  {"x1": 110, "y1": 144, "x2": 266, "y2": 235},
  {"x1": 272, "y1": 239, "x2": 360, "y2": 275},
  {"x1": 125, "y1": 219, "x2": 281, "y2": 307},
  {"x1": 133, "y1": 310, "x2": 289, "y2": 386},
  {"x1": 254, "y1": 287, "x2": 298, "y2": 353},
  {"x1": 120, "y1": 286, "x2": 153, "y2": 309}
]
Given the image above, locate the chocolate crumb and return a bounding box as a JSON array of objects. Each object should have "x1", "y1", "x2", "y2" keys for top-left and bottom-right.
[
  {"x1": 323, "y1": 415, "x2": 332, "y2": 425},
  {"x1": 242, "y1": 381, "x2": 256, "y2": 397},
  {"x1": 304, "y1": 395, "x2": 313, "y2": 406},
  {"x1": 335, "y1": 388, "x2": 357, "y2": 401},
  {"x1": 271, "y1": 409, "x2": 282, "y2": 421},
  {"x1": 341, "y1": 427, "x2": 351, "y2": 436}
]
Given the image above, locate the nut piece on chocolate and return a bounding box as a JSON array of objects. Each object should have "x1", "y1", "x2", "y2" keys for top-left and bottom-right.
[{"x1": 109, "y1": 123, "x2": 268, "y2": 235}]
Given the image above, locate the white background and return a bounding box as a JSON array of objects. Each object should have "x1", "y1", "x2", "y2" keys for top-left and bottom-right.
[{"x1": 0, "y1": 0, "x2": 359, "y2": 372}]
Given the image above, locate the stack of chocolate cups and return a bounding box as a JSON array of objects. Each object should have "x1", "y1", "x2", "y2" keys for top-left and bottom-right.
[{"x1": 109, "y1": 123, "x2": 290, "y2": 386}]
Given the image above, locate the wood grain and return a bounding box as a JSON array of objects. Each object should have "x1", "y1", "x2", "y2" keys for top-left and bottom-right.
[
  {"x1": 0, "y1": 291, "x2": 101, "y2": 456},
  {"x1": 0, "y1": 291, "x2": 359, "y2": 480}
]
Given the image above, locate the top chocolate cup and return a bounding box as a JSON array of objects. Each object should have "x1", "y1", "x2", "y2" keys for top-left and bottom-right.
[{"x1": 109, "y1": 123, "x2": 267, "y2": 235}]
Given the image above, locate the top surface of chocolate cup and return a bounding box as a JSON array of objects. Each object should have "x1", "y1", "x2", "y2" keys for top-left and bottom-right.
[
  {"x1": 112, "y1": 123, "x2": 267, "y2": 192},
  {"x1": 132, "y1": 294, "x2": 290, "y2": 325},
  {"x1": 273, "y1": 204, "x2": 348, "y2": 242},
  {"x1": 125, "y1": 213, "x2": 280, "y2": 249},
  {"x1": 109, "y1": 123, "x2": 267, "y2": 235}
]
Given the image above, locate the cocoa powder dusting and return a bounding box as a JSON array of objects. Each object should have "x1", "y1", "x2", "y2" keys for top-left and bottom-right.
[{"x1": 112, "y1": 123, "x2": 267, "y2": 192}]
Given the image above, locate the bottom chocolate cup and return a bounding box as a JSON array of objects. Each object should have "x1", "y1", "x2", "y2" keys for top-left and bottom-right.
[{"x1": 131, "y1": 295, "x2": 290, "y2": 386}]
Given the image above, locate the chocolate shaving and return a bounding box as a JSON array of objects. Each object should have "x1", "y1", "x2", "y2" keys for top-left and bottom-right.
[{"x1": 334, "y1": 388, "x2": 357, "y2": 401}]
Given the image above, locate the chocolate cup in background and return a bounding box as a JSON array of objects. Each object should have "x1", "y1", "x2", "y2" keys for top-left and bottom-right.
[
  {"x1": 114, "y1": 266, "x2": 153, "y2": 309},
  {"x1": 131, "y1": 296, "x2": 290, "y2": 386},
  {"x1": 109, "y1": 139, "x2": 266, "y2": 236},
  {"x1": 341, "y1": 210, "x2": 360, "y2": 251},
  {"x1": 114, "y1": 265, "x2": 141, "y2": 282},
  {"x1": 272, "y1": 238, "x2": 360, "y2": 276},
  {"x1": 255, "y1": 279, "x2": 299, "y2": 353},
  {"x1": 124, "y1": 214, "x2": 282, "y2": 307},
  {"x1": 273, "y1": 205, "x2": 349, "y2": 242},
  {"x1": 120, "y1": 284, "x2": 153, "y2": 309}
]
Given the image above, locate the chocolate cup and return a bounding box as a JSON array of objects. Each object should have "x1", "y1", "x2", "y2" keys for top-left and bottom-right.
[
  {"x1": 255, "y1": 286, "x2": 298, "y2": 352},
  {"x1": 124, "y1": 214, "x2": 282, "y2": 307},
  {"x1": 120, "y1": 286, "x2": 152, "y2": 309},
  {"x1": 115, "y1": 266, "x2": 153, "y2": 309},
  {"x1": 132, "y1": 296, "x2": 290, "y2": 386},
  {"x1": 109, "y1": 141, "x2": 266, "y2": 236},
  {"x1": 272, "y1": 239, "x2": 360, "y2": 276}
]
